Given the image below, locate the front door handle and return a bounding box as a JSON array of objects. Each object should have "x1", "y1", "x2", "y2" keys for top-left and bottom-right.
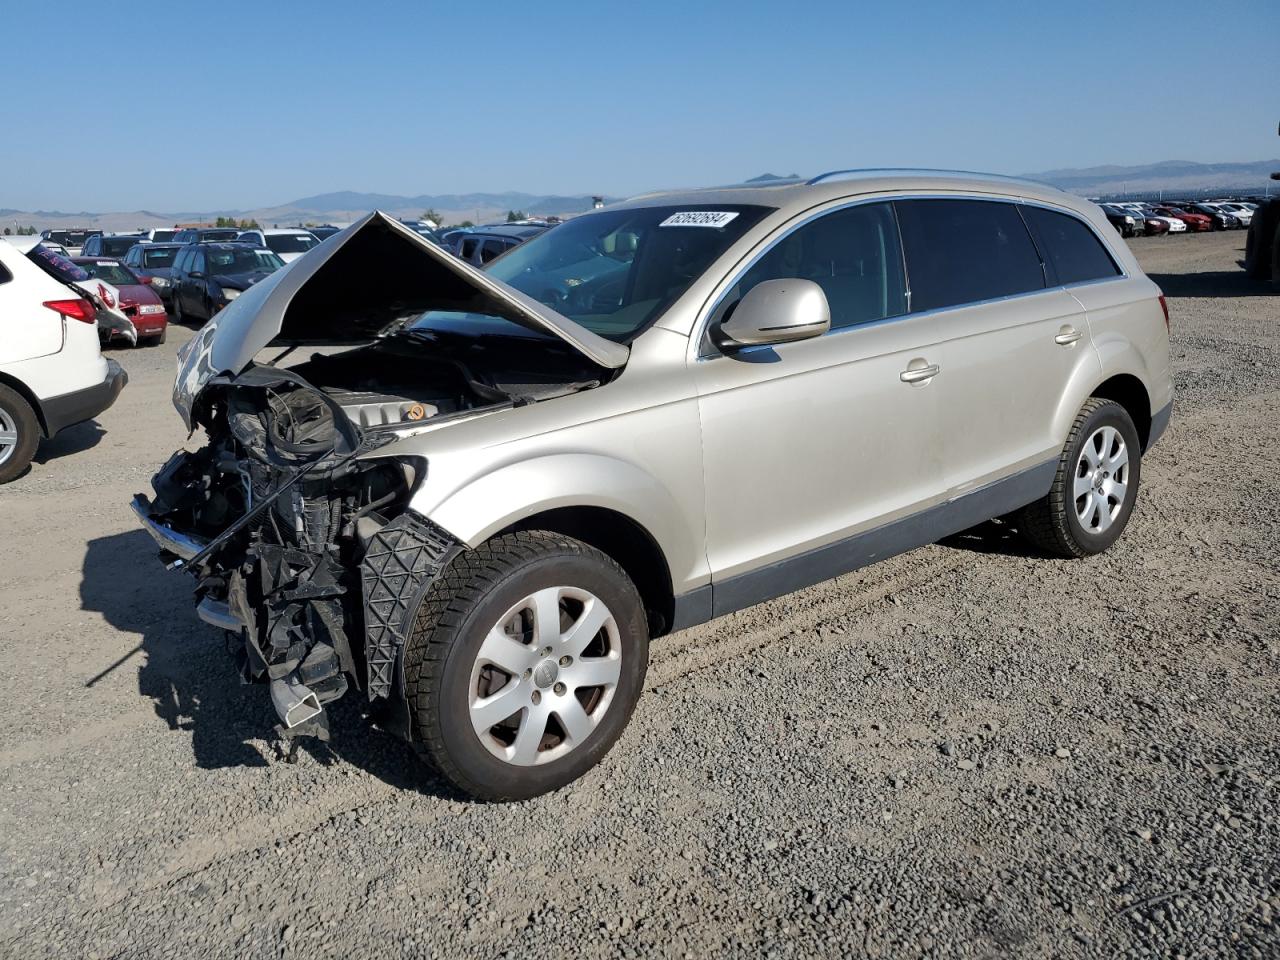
[
  {"x1": 1055, "y1": 325, "x2": 1083, "y2": 345},
  {"x1": 900, "y1": 361, "x2": 941, "y2": 384}
]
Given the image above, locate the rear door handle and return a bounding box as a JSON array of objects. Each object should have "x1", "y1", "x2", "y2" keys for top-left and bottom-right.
[
  {"x1": 1055, "y1": 326, "x2": 1083, "y2": 345},
  {"x1": 900, "y1": 362, "x2": 940, "y2": 383}
]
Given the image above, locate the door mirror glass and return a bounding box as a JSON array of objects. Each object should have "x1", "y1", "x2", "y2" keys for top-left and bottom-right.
[{"x1": 719, "y1": 278, "x2": 830, "y2": 347}]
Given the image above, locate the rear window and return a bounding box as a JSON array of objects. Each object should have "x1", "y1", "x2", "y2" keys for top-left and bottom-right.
[
  {"x1": 143, "y1": 247, "x2": 178, "y2": 267},
  {"x1": 264, "y1": 233, "x2": 318, "y2": 255},
  {"x1": 1022, "y1": 206, "x2": 1121, "y2": 286},
  {"x1": 151, "y1": 230, "x2": 177, "y2": 242},
  {"x1": 27, "y1": 245, "x2": 90, "y2": 284},
  {"x1": 895, "y1": 199, "x2": 1045, "y2": 312},
  {"x1": 102, "y1": 236, "x2": 141, "y2": 256}
]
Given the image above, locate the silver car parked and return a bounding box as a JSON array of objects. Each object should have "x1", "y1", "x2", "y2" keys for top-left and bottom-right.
[{"x1": 135, "y1": 170, "x2": 1173, "y2": 800}]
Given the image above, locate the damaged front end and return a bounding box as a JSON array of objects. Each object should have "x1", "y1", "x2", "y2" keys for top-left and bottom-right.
[
  {"x1": 133, "y1": 211, "x2": 625, "y2": 748},
  {"x1": 134, "y1": 366, "x2": 461, "y2": 743}
]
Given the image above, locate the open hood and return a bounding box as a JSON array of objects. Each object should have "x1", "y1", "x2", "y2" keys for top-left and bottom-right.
[{"x1": 173, "y1": 212, "x2": 629, "y2": 425}]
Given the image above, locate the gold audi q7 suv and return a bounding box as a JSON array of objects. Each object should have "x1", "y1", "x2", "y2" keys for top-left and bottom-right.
[{"x1": 134, "y1": 170, "x2": 1173, "y2": 799}]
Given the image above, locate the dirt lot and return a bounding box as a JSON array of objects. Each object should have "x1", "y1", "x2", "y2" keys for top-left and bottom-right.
[{"x1": 0, "y1": 231, "x2": 1276, "y2": 959}]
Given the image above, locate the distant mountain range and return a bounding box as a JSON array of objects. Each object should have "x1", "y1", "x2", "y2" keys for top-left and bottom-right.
[
  {"x1": 1020, "y1": 158, "x2": 1279, "y2": 196},
  {"x1": 5, "y1": 159, "x2": 1276, "y2": 232}
]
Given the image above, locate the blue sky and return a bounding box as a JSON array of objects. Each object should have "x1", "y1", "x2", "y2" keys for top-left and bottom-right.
[{"x1": 4, "y1": 0, "x2": 1277, "y2": 212}]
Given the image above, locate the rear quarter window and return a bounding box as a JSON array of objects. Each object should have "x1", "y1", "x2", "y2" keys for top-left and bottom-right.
[
  {"x1": 895, "y1": 199, "x2": 1045, "y2": 313},
  {"x1": 0, "y1": 260, "x2": 11, "y2": 285},
  {"x1": 1021, "y1": 206, "x2": 1121, "y2": 286}
]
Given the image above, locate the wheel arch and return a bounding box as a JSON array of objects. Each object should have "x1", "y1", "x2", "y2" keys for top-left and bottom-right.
[
  {"x1": 1089, "y1": 373, "x2": 1153, "y2": 450},
  {"x1": 0, "y1": 371, "x2": 49, "y2": 436},
  {"x1": 499, "y1": 506, "x2": 676, "y2": 637}
]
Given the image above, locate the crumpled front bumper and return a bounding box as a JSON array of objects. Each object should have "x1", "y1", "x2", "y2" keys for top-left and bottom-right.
[{"x1": 130, "y1": 494, "x2": 207, "y2": 565}]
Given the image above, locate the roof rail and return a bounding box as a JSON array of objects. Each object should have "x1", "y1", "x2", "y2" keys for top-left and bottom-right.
[{"x1": 806, "y1": 167, "x2": 1060, "y2": 190}]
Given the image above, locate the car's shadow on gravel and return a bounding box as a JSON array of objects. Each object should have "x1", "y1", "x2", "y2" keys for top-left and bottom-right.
[
  {"x1": 938, "y1": 519, "x2": 1044, "y2": 558},
  {"x1": 80, "y1": 529, "x2": 461, "y2": 797},
  {"x1": 1147, "y1": 267, "x2": 1273, "y2": 298},
  {"x1": 34, "y1": 421, "x2": 104, "y2": 464}
]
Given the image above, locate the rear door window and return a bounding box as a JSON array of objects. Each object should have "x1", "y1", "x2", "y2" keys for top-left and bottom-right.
[
  {"x1": 1021, "y1": 206, "x2": 1121, "y2": 286},
  {"x1": 895, "y1": 199, "x2": 1045, "y2": 312},
  {"x1": 479, "y1": 238, "x2": 508, "y2": 263}
]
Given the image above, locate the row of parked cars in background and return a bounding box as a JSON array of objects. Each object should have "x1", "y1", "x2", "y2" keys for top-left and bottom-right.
[
  {"x1": 23, "y1": 187, "x2": 1259, "y2": 358},
  {"x1": 1094, "y1": 198, "x2": 1258, "y2": 237}
]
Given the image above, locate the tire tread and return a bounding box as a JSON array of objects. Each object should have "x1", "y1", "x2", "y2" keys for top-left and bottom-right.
[
  {"x1": 1018, "y1": 397, "x2": 1120, "y2": 559},
  {"x1": 403, "y1": 530, "x2": 638, "y2": 800}
]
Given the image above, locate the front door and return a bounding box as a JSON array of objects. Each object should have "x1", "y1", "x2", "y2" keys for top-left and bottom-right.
[{"x1": 693, "y1": 201, "x2": 948, "y2": 614}]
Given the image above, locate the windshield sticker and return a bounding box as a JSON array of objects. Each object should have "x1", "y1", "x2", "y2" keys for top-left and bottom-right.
[{"x1": 659, "y1": 211, "x2": 740, "y2": 228}]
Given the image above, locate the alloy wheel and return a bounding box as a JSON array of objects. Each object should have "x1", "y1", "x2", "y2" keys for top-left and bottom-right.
[
  {"x1": 1074, "y1": 425, "x2": 1129, "y2": 534},
  {"x1": 0, "y1": 408, "x2": 17, "y2": 467},
  {"x1": 468, "y1": 585, "x2": 622, "y2": 766}
]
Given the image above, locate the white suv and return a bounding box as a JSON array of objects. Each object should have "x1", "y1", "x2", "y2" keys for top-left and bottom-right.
[
  {"x1": 136, "y1": 171, "x2": 1173, "y2": 799},
  {"x1": 0, "y1": 239, "x2": 127, "y2": 482},
  {"x1": 234, "y1": 228, "x2": 321, "y2": 263}
]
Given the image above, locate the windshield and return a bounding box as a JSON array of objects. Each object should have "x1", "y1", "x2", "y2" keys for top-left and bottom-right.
[
  {"x1": 27, "y1": 246, "x2": 90, "y2": 283},
  {"x1": 78, "y1": 262, "x2": 137, "y2": 285},
  {"x1": 206, "y1": 248, "x2": 284, "y2": 274},
  {"x1": 413, "y1": 204, "x2": 770, "y2": 342},
  {"x1": 143, "y1": 247, "x2": 179, "y2": 267},
  {"x1": 265, "y1": 233, "x2": 319, "y2": 254},
  {"x1": 151, "y1": 230, "x2": 177, "y2": 242}
]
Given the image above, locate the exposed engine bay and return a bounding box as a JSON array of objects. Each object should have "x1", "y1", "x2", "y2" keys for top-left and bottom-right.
[{"x1": 136, "y1": 331, "x2": 607, "y2": 746}]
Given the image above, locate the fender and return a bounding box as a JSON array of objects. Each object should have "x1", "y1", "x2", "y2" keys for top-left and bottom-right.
[
  {"x1": 408, "y1": 452, "x2": 707, "y2": 595},
  {"x1": 1048, "y1": 341, "x2": 1112, "y2": 452}
]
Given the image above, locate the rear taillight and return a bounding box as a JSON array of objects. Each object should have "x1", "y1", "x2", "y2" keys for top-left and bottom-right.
[
  {"x1": 43, "y1": 298, "x2": 97, "y2": 324},
  {"x1": 1157, "y1": 293, "x2": 1169, "y2": 332}
]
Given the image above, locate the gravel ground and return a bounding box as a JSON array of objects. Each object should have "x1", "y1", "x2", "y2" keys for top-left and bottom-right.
[{"x1": 0, "y1": 230, "x2": 1276, "y2": 959}]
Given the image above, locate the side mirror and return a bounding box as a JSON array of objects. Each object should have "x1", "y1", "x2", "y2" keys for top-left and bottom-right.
[{"x1": 719, "y1": 278, "x2": 831, "y2": 347}]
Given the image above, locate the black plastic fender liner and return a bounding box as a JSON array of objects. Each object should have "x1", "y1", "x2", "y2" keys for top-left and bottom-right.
[{"x1": 360, "y1": 513, "x2": 463, "y2": 705}]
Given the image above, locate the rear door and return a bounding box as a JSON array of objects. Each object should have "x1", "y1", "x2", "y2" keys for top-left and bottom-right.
[
  {"x1": 695, "y1": 201, "x2": 947, "y2": 608},
  {"x1": 893, "y1": 198, "x2": 1102, "y2": 495}
]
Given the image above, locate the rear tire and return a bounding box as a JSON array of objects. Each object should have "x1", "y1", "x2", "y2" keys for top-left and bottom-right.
[
  {"x1": 147, "y1": 327, "x2": 167, "y2": 346},
  {"x1": 404, "y1": 530, "x2": 649, "y2": 801},
  {"x1": 0, "y1": 385, "x2": 40, "y2": 485},
  {"x1": 1017, "y1": 398, "x2": 1142, "y2": 559}
]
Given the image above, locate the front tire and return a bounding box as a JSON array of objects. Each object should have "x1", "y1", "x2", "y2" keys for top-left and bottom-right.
[
  {"x1": 404, "y1": 531, "x2": 649, "y2": 801},
  {"x1": 1017, "y1": 398, "x2": 1142, "y2": 558},
  {"x1": 0, "y1": 385, "x2": 39, "y2": 484}
]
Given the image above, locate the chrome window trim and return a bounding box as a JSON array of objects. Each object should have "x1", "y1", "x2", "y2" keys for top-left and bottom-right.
[{"x1": 692, "y1": 191, "x2": 1128, "y2": 361}]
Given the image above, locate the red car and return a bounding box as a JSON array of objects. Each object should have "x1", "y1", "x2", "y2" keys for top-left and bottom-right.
[
  {"x1": 1142, "y1": 216, "x2": 1170, "y2": 237},
  {"x1": 73, "y1": 257, "x2": 168, "y2": 345},
  {"x1": 1154, "y1": 206, "x2": 1212, "y2": 232}
]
